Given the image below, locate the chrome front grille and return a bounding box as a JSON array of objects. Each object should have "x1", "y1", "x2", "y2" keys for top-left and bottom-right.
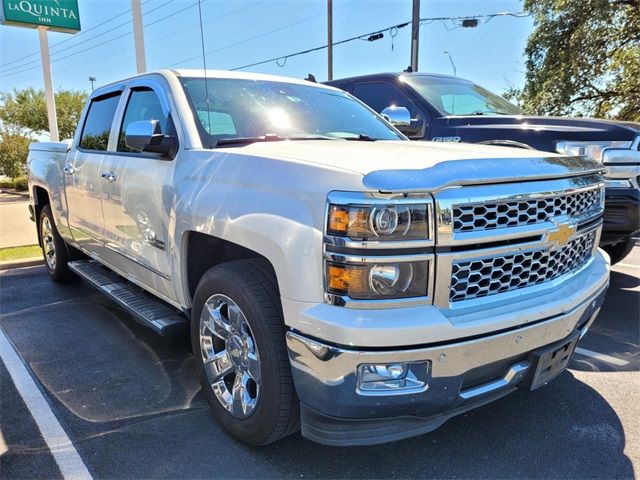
[
  {"x1": 449, "y1": 231, "x2": 597, "y2": 302},
  {"x1": 452, "y1": 187, "x2": 602, "y2": 233}
]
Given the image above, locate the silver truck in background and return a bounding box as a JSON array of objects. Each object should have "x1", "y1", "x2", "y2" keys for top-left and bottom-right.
[{"x1": 28, "y1": 70, "x2": 609, "y2": 446}]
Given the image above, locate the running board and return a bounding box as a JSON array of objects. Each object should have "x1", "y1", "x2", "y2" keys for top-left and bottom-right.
[{"x1": 68, "y1": 260, "x2": 187, "y2": 336}]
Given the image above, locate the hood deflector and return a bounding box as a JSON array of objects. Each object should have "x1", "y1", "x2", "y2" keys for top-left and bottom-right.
[{"x1": 362, "y1": 156, "x2": 604, "y2": 193}]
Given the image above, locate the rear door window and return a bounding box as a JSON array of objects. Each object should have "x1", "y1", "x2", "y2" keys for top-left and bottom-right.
[{"x1": 79, "y1": 92, "x2": 121, "y2": 151}]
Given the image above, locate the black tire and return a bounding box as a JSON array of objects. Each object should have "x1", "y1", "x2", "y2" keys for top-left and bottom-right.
[
  {"x1": 603, "y1": 237, "x2": 635, "y2": 265},
  {"x1": 191, "y1": 259, "x2": 299, "y2": 445},
  {"x1": 38, "y1": 204, "x2": 76, "y2": 282}
]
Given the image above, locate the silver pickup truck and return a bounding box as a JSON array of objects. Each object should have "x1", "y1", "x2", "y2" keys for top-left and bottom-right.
[{"x1": 28, "y1": 70, "x2": 610, "y2": 446}]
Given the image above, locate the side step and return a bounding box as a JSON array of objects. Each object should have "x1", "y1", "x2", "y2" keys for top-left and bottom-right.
[{"x1": 69, "y1": 260, "x2": 187, "y2": 336}]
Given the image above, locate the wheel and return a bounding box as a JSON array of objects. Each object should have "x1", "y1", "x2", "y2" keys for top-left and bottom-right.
[
  {"x1": 39, "y1": 204, "x2": 76, "y2": 282},
  {"x1": 191, "y1": 259, "x2": 299, "y2": 445},
  {"x1": 602, "y1": 237, "x2": 635, "y2": 265}
]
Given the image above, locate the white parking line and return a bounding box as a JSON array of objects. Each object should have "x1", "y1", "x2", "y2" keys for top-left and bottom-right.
[
  {"x1": 0, "y1": 327, "x2": 92, "y2": 480},
  {"x1": 616, "y1": 262, "x2": 639, "y2": 269},
  {"x1": 575, "y1": 347, "x2": 630, "y2": 367}
]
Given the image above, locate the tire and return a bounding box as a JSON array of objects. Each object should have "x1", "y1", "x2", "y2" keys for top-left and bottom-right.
[
  {"x1": 603, "y1": 237, "x2": 635, "y2": 265},
  {"x1": 191, "y1": 259, "x2": 299, "y2": 445},
  {"x1": 39, "y1": 204, "x2": 76, "y2": 282}
]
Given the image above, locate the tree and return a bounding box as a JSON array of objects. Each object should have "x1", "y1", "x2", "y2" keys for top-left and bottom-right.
[
  {"x1": 0, "y1": 130, "x2": 31, "y2": 179},
  {"x1": 0, "y1": 88, "x2": 87, "y2": 139},
  {"x1": 516, "y1": 0, "x2": 640, "y2": 121}
]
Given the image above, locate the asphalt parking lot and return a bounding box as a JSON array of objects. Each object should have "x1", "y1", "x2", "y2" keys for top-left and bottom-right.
[{"x1": 0, "y1": 249, "x2": 638, "y2": 479}]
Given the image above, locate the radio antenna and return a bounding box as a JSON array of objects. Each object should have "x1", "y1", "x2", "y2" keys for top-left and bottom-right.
[{"x1": 197, "y1": 0, "x2": 213, "y2": 147}]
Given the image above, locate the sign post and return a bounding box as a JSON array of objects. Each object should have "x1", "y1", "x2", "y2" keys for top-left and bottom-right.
[{"x1": 1, "y1": 0, "x2": 81, "y2": 141}]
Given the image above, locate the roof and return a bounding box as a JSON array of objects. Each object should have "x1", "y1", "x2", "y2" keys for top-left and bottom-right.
[
  {"x1": 91, "y1": 69, "x2": 339, "y2": 96},
  {"x1": 326, "y1": 71, "x2": 468, "y2": 83}
]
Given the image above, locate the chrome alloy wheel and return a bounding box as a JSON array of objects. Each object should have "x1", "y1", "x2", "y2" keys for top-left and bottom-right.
[
  {"x1": 199, "y1": 294, "x2": 261, "y2": 418},
  {"x1": 41, "y1": 216, "x2": 56, "y2": 270}
]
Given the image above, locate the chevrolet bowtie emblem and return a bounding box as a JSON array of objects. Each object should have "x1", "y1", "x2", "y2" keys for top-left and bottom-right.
[{"x1": 547, "y1": 222, "x2": 576, "y2": 247}]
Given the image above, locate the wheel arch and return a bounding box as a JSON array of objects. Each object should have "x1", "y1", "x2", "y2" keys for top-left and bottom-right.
[{"x1": 183, "y1": 231, "x2": 280, "y2": 304}]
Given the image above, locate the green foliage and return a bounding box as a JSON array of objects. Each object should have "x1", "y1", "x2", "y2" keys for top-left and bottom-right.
[
  {"x1": 0, "y1": 179, "x2": 13, "y2": 189},
  {"x1": 12, "y1": 175, "x2": 28, "y2": 191},
  {"x1": 517, "y1": 0, "x2": 640, "y2": 121},
  {"x1": 0, "y1": 130, "x2": 31, "y2": 179},
  {"x1": 0, "y1": 87, "x2": 87, "y2": 139}
]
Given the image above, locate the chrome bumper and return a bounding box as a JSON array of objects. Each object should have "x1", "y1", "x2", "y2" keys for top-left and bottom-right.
[{"x1": 286, "y1": 283, "x2": 608, "y2": 446}]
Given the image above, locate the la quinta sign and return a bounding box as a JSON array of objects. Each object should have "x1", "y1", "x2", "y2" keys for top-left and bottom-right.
[{"x1": 1, "y1": 0, "x2": 80, "y2": 33}]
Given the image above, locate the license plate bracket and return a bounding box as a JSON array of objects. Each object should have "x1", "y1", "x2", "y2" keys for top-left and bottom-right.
[{"x1": 522, "y1": 331, "x2": 580, "y2": 390}]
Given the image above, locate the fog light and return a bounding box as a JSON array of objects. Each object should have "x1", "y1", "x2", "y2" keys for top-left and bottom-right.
[{"x1": 358, "y1": 362, "x2": 429, "y2": 395}]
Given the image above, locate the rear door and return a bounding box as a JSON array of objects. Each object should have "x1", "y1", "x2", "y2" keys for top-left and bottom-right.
[
  {"x1": 65, "y1": 89, "x2": 122, "y2": 258},
  {"x1": 99, "y1": 77, "x2": 179, "y2": 302}
]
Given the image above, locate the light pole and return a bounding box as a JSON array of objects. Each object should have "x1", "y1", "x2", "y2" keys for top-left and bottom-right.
[
  {"x1": 89, "y1": 76, "x2": 96, "y2": 91},
  {"x1": 443, "y1": 50, "x2": 456, "y2": 76},
  {"x1": 410, "y1": 0, "x2": 420, "y2": 71},
  {"x1": 327, "y1": 0, "x2": 333, "y2": 80}
]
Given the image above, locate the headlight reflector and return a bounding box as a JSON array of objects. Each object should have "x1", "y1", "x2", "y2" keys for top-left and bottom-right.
[
  {"x1": 327, "y1": 204, "x2": 429, "y2": 240},
  {"x1": 555, "y1": 140, "x2": 632, "y2": 162},
  {"x1": 326, "y1": 261, "x2": 427, "y2": 300}
]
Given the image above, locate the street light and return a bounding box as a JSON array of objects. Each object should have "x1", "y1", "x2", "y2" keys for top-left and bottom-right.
[
  {"x1": 88, "y1": 76, "x2": 96, "y2": 91},
  {"x1": 443, "y1": 51, "x2": 456, "y2": 76}
]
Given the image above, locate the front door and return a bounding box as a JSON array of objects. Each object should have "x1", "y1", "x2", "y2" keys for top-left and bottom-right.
[
  {"x1": 99, "y1": 80, "x2": 178, "y2": 302},
  {"x1": 65, "y1": 91, "x2": 122, "y2": 259}
]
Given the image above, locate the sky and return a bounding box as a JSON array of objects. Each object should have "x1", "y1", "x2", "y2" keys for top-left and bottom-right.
[{"x1": 0, "y1": 0, "x2": 534, "y2": 96}]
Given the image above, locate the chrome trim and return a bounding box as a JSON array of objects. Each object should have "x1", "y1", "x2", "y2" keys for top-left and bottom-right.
[
  {"x1": 324, "y1": 293, "x2": 432, "y2": 309},
  {"x1": 459, "y1": 361, "x2": 530, "y2": 400},
  {"x1": 324, "y1": 252, "x2": 433, "y2": 264},
  {"x1": 323, "y1": 235, "x2": 434, "y2": 250},
  {"x1": 104, "y1": 242, "x2": 171, "y2": 280},
  {"x1": 435, "y1": 175, "x2": 604, "y2": 246},
  {"x1": 433, "y1": 220, "x2": 603, "y2": 312},
  {"x1": 287, "y1": 283, "x2": 605, "y2": 409},
  {"x1": 602, "y1": 147, "x2": 640, "y2": 165}
]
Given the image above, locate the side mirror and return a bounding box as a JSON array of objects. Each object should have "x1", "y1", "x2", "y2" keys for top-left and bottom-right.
[
  {"x1": 125, "y1": 120, "x2": 176, "y2": 156},
  {"x1": 380, "y1": 106, "x2": 411, "y2": 127},
  {"x1": 380, "y1": 106, "x2": 425, "y2": 139}
]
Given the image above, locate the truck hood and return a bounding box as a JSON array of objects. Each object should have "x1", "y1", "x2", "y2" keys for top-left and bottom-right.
[
  {"x1": 232, "y1": 140, "x2": 603, "y2": 192},
  {"x1": 446, "y1": 115, "x2": 640, "y2": 142}
]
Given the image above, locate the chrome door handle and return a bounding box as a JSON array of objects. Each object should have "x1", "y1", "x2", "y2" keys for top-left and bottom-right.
[
  {"x1": 63, "y1": 164, "x2": 76, "y2": 175},
  {"x1": 101, "y1": 171, "x2": 117, "y2": 182}
]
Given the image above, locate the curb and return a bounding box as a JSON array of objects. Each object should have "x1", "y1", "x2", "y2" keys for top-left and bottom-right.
[{"x1": 0, "y1": 257, "x2": 43, "y2": 270}]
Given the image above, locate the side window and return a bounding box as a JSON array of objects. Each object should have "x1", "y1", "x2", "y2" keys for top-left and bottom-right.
[
  {"x1": 79, "y1": 92, "x2": 121, "y2": 151},
  {"x1": 351, "y1": 82, "x2": 416, "y2": 115},
  {"x1": 117, "y1": 88, "x2": 174, "y2": 153}
]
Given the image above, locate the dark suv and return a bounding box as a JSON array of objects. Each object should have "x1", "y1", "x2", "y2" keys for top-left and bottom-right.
[{"x1": 326, "y1": 72, "x2": 639, "y2": 264}]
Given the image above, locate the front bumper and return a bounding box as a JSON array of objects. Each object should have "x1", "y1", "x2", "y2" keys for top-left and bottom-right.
[
  {"x1": 601, "y1": 186, "x2": 640, "y2": 245},
  {"x1": 287, "y1": 277, "x2": 608, "y2": 446}
]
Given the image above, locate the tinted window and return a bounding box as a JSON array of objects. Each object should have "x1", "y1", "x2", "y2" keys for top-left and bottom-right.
[
  {"x1": 405, "y1": 76, "x2": 522, "y2": 116},
  {"x1": 351, "y1": 82, "x2": 416, "y2": 115},
  {"x1": 118, "y1": 88, "x2": 173, "y2": 152},
  {"x1": 79, "y1": 92, "x2": 121, "y2": 151}
]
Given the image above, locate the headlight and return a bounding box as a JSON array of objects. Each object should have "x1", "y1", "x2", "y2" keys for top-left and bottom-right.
[
  {"x1": 326, "y1": 260, "x2": 428, "y2": 300},
  {"x1": 555, "y1": 140, "x2": 632, "y2": 162},
  {"x1": 327, "y1": 204, "x2": 429, "y2": 240}
]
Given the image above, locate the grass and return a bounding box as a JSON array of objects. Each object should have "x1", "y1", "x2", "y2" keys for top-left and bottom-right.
[{"x1": 0, "y1": 244, "x2": 41, "y2": 262}]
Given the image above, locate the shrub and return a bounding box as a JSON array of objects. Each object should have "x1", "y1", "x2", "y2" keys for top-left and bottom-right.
[
  {"x1": 12, "y1": 175, "x2": 28, "y2": 191},
  {"x1": 0, "y1": 179, "x2": 13, "y2": 189}
]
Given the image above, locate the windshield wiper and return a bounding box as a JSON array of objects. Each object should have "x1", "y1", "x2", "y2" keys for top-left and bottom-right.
[
  {"x1": 342, "y1": 134, "x2": 379, "y2": 142},
  {"x1": 215, "y1": 133, "x2": 334, "y2": 147}
]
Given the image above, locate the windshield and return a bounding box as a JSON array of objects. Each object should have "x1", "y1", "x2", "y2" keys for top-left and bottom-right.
[
  {"x1": 179, "y1": 77, "x2": 404, "y2": 147},
  {"x1": 405, "y1": 76, "x2": 523, "y2": 116}
]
